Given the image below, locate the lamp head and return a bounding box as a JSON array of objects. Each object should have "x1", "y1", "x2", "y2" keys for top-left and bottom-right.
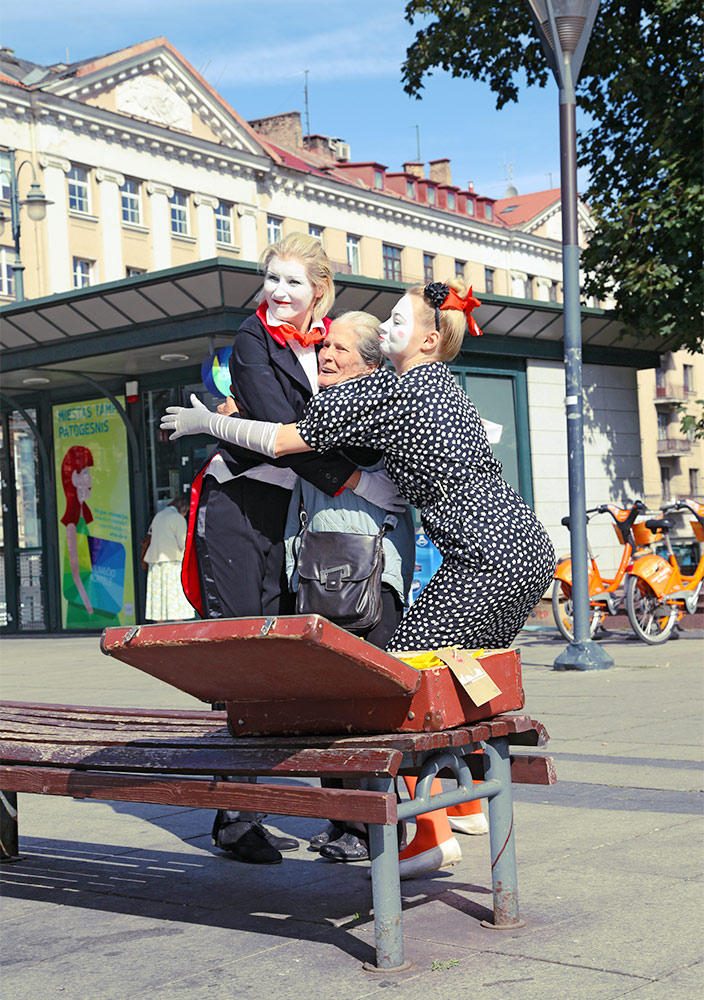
[
  {"x1": 526, "y1": 0, "x2": 599, "y2": 84},
  {"x1": 24, "y1": 183, "x2": 51, "y2": 222}
]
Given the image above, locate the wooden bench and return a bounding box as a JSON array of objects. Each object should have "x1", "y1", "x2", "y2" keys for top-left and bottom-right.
[{"x1": 0, "y1": 700, "x2": 554, "y2": 971}]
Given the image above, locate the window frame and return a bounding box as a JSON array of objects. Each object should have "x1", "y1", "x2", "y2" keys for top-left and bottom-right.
[
  {"x1": 454, "y1": 259, "x2": 466, "y2": 280},
  {"x1": 346, "y1": 234, "x2": 360, "y2": 274},
  {"x1": 67, "y1": 165, "x2": 90, "y2": 214},
  {"x1": 120, "y1": 178, "x2": 141, "y2": 226},
  {"x1": 169, "y1": 190, "x2": 189, "y2": 237},
  {"x1": 266, "y1": 214, "x2": 283, "y2": 245},
  {"x1": 214, "y1": 200, "x2": 234, "y2": 245},
  {"x1": 0, "y1": 247, "x2": 14, "y2": 297},
  {"x1": 423, "y1": 253, "x2": 435, "y2": 283},
  {"x1": 446, "y1": 191, "x2": 456, "y2": 210},
  {"x1": 484, "y1": 266, "x2": 495, "y2": 294},
  {"x1": 308, "y1": 223, "x2": 324, "y2": 243},
  {"x1": 72, "y1": 256, "x2": 93, "y2": 289},
  {"x1": 382, "y1": 243, "x2": 402, "y2": 282}
]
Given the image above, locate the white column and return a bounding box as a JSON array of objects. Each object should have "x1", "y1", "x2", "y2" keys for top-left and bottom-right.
[
  {"x1": 38, "y1": 154, "x2": 71, "y2": 293},
  {"x1": 194, "y1": 193, "x2": 218, "y2": 259},
  {"x1": 146, "y1": 181, "x2": 174, "y2": 271},
  {"x1": 96, "y1": 168, "x2": 125, "y2": 282},
  {"x1": 534, "y1": 277, "x2": 552, "y2": 302},
  {"x1": 237, "y1": 204, "x2": 259, "y2": 262}
]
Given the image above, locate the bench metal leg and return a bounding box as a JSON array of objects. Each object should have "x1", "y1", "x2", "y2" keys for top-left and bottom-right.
[
  {"x1": 0, "y1": 791, "x2": 19, "y2": 861},
  {"x1": 364, "y1": 777, "x2": 410, "y2": 973},
  {"x1": 481, "y1": 737, "x2": 525, "y2": 929}
]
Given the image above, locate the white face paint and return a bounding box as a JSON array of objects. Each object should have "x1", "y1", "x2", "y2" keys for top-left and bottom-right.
[
  {"x1": 262, "y1": 256, "x2": 317, "y2": 330},
  {"x1": 378, "y1": 294, "x2": 415, "y2": 359}
]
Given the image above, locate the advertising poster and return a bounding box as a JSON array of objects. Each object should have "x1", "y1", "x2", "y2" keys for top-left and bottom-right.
[{"x1": 53, "y1": 396, "x2": 135, "y2": 630}]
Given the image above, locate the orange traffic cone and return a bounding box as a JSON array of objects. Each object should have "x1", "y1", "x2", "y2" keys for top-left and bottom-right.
[{"x1": 398, "y1": 776, "x2": 461, "y2": 879}]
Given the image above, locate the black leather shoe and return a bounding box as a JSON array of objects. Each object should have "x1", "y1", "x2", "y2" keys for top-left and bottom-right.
[
  {"x1": 221, "y1": 825, "x2": 282, "y2": 864},
  {"x1": 309, "y1": 822, "x2": 346, "y2": 852},
  {"x1": 255, "y1": 822, "x2": 298, "y2": 852},
  {"x1": 320, "y1": 831, "x2": 369, "y2": 862}
]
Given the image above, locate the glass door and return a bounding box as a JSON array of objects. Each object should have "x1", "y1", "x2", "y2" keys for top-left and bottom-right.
[{"x1": 0, "y1": 409, "x2": 46, "y2": 632}]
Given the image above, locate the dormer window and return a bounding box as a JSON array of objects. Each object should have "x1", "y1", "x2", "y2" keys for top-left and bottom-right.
[
  {"x1": 466, "y1": 200, "x2": 475, "y2": 216},
  {"x1": 406, "y1": 179, "x2": 415, "y2": 198},
  {"x1": 485, "y1": 203, "x2": 493, "y2": 220},
  {"x1": 447, "y1": 191, "x2": 456, "y2": 210},
  {"x1": 374, "y1": 170, "x2": 384, "y2": 190},
  {"x1": 427, "y1": 186, "x2": 436, "y2": 206}
]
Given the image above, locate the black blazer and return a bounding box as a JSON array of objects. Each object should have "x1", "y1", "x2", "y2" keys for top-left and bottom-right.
[{"x1": 213, "y1": 313, "x2": 358, "y2": 496}]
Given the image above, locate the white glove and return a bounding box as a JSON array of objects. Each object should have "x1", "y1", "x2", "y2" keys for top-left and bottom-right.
[
  {"x1": 352, "y1": 469, "x2": 408, "y2": 513},
  {"x1": 160, "y1": 394, "x2": 280, "y2": 457}
]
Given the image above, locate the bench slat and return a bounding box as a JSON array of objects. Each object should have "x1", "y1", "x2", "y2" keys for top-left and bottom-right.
[
  {"x1": 0, "y1": 766, "x2": 397, "y2": 824},
  {"x1": 0, "y1": 740, "x2": 402, "y2": 778}
]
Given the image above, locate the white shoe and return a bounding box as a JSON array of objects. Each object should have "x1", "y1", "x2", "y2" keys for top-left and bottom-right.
[
  {"x1": 448, "y1": 813, "x2": 489, "y2": 836},
  {"x1": 398, "y1": 837, "x2": 462, "y2": 880}
]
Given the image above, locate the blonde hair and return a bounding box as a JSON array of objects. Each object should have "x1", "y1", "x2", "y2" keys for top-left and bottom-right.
[
  {"x1": 408, "y1": 278, "x2": 469, "y2": 362},
  {"x1": 331, "y1": 311, "x2": 383, "y2": 369},
  {"x1": 258, "y1": 232, "x2": 335, "y2": 323}
]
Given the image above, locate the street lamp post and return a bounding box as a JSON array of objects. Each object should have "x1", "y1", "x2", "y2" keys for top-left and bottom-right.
[
  {"x1": 525, "y1": 0, "x2": 613, "y2": 670},
  {"x1": 0, "y1": 149, "x2": 51, "y2": 302}
]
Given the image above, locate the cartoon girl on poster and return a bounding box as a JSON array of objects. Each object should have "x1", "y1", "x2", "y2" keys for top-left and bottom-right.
[{"x1": 60, "y1": 444, "x2": 124, "y2": 629}]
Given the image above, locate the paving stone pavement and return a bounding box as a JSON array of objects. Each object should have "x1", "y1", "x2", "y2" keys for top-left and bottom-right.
[{"x1": 0, "y1": 627, "x2": 702, "y2": 1000}]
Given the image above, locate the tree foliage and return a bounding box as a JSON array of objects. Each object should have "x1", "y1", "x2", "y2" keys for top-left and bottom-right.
[{"x1": 402, "y1": 1, "x2": 703, "y2": 352}]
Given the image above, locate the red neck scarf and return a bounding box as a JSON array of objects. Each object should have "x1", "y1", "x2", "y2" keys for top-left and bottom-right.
[{"x1": 256, "y1": 303, "x2": 329, "y2": 348}]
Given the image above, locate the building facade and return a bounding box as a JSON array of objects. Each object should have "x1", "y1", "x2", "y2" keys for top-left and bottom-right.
[{"x1": 0, "y1": 38, "x2": 675, "y2": 633}]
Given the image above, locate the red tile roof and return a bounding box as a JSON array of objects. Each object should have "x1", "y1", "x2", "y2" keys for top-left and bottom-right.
[{"x1": 494, "y1": 188, "x2": 561, "y2": 226}]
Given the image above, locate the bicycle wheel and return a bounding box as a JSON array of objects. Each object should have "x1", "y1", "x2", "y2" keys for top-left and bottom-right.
[
  {"x1": 625, "y1": 575, "x2": 678, "y2": 645},
  {"x1": 551, "y1": 580, "x2": 602, "y2": 641}
]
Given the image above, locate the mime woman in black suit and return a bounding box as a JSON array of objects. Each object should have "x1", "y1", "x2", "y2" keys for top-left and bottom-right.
[{"x1": 181, "y1": 233, "x2": 404, "y2": 864}]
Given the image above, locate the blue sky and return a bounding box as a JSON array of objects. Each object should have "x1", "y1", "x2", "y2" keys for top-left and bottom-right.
[{"x1": 2, "y1": 0, "x2": 574, "y2": 199}]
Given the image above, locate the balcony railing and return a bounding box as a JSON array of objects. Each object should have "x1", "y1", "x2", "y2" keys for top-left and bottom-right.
[
  {"x1": 655, "y1": 383, "x2": 689, "y2": 403},
  {"x1": 657, "y1": 436, "x2": 692, "y2": 455}
]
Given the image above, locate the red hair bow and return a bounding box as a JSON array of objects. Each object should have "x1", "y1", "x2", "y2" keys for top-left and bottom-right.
[{"x1": 440, "y1": 287, "x2": 483, "y2": 337}]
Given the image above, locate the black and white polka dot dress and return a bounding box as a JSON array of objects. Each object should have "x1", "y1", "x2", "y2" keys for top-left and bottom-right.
[{"x1": 297, "y1": 362, "x2": 555, "y2": 651}]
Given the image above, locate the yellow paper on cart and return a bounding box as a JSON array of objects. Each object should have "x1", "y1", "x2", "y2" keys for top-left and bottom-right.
[{"x1": 395, "y1": 646, "x2": 502, "y2": 707}]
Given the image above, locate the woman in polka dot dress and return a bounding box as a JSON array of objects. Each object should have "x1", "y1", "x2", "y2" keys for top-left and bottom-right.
[{"x1": 163, "y1": 280, "x2": 556, "y2": 652}]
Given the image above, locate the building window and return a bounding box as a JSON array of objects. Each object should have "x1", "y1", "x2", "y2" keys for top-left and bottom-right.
[
  {"x1": 267, "y1": 214, "x2": 283, "y2": 244},
  {"x1": 0, "y1": 150, "x2": 11, "y2": 201},
  {"x1": 373, "y1": 170, "x2": 384, "y2": 190},
  {"x1": 215, "y1": 200, "x2": 233, "y2": 245},
  {"x1": 382, "y1": 243, "x2": 402, "y2": 282},
  {"x1": 72, "y1": 257, "x2": 92, "y2": 288},
  {"x1": 690, "y1": 468, "x2": 700, "y2": 495},
  {"x1": 126, "y1": 266, "x2": 145, "y2": 277},
  {"x1": 427, "y1": 186, "x2": 436, "y2": 206},
  {"x1": 454, "y1": 259, "x2": 465, "y2": 280},
  {"x1": 655, "y1": 364, "x2": 666, "y2": 389},
  {"x1": 346, "y1": 234, "x2": 360, "y2": 274},
  {"x1": 657, "y1": 411, "x2": 669, "y2": 441},
  {"x1": 484, "y1": 267, "x2": 495, "y2": 294},
  {"x1": 683, "y1": 364, "x2": 695, "y2": 394},
  {"x1": 308, "y1": 223, "x2": 323, "y2": 242},
  {"x1": 423, "y1": 253, "x2": 435, "y2": 283},
  {"x1": 485, "y1": 203, "x2": 493, "y2": 220},
  {"x1": 661, "y1": 466, "x2": 671, "y2": 502},
  {"x1": 447, "y1": 191, "x2": 456, "y2": 210},
  {"x1": 525, "y1": 275, "x2": 535, "y2": 299},
  {"x1": 466, "y1": 200, "x2": 475, "y2": 216},
  {"x1": 549, "y1": 280, "x2": 559, "y2": 302},
  {"x1": 0, "y1": 249, "x2": 14, "y2": 297},
  {"x1": 169, "y1": 191, "x2": 189, "y2": 236},
  {"x1": 406, "y1": 179, "x2": 415, "y2": 198},
  {"x1": 68, "y1": 165, "x2": 90, "y2": 214},
  {"x1": 120, "y1": 178, "x2": 141, "y2": 225}
]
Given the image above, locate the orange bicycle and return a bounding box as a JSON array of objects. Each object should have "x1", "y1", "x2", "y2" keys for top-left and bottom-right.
[
  {"x1": 552, "y1": 500, "x2": 647, "y2": 640},
  {"x1": 626, "y1": 498, "x2": 704, "y2": 644}
]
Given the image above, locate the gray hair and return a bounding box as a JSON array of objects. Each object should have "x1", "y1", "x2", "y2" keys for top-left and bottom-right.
[{"x1": 332, "y1": 310, "x2": 383, "y2": 369}]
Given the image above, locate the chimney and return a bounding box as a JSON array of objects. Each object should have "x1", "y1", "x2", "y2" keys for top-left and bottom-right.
[
  {"x1": 468, "y1": 181, "x2": 475, "y2": 193},
  {"x1": 248, "y1": 111, "x2": 303, "y2": 150},
  {"x1": 403, "y1": 161, "x2": 424, "y2": 179},
  {"x1": 429, "y1": 158, "x2": 452, "y2": 186}
]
